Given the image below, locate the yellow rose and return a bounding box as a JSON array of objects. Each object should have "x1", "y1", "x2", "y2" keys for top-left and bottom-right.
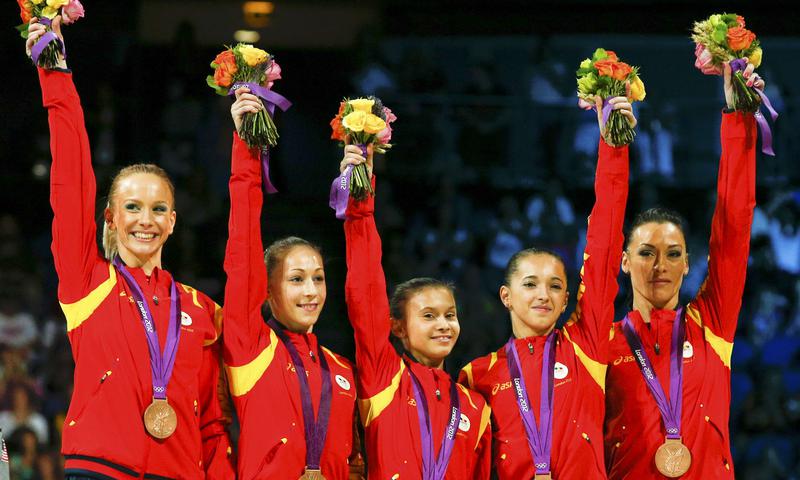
[
  {"x1": 629, "y1": 76, "x2": 646, "y2": 102},
  {"x1": 363, "y1": 114, "x2": 386, "y2": 134},
  {"x1": 348, "y1": 98, "x2": 374, "y2": 113},
  {"x1": 239, "y1": 45, "x2": 269, "y2": 67},
  {"x1": 31, "y1": 0, "x2": 43, "y2": 5},
  {"x1": 41, "y1": 5, "x2": 58, "y2": 18},
  {"x1": 342, "y1": 111, "x2": 367, "y2": 132},
  {"x1": 46, "y1": 0, "x2": 68, "y2": 8},
  {"x1": 579, "y1": 59, "x2": 592, "y2": 70},
  {"x1": 748, "y1": 47, "x2": 762, "y2": 69}
]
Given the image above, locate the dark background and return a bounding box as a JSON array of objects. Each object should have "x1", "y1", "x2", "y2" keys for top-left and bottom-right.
[{"x1": 1, "y1": 0, "x2": 799, "y2": 478}]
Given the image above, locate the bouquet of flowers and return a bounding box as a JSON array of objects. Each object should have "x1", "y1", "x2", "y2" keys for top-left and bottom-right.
[
  {"x1": 329, "y1": 97, "x2": 396, "y2": 201},
  {"x1": 576, "y1": 48, "x2": 645, "y2": 146},
  {"x1": 17, "y1": 0, "x2": 85, "y2": 68},
  {"x1": 692, "y1": 13, "x2": 762, "y2": 112},
  {"x1": 207, "y1": 43, "x2": 286, "y2": 149}
]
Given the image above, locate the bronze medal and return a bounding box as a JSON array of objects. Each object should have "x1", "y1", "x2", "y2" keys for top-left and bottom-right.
[
  {"x1": 143, "y1": 398, "x2": 178, "y2": 439},
  {"x1": 654, "y1": 437, "x2": 692, "y2": 478},
  {"x1": 299, "y1": 468, "x2": 326, "y2": 480},
  {"x1": 534, "y1": 474, "x2": 552, "y2": 480}
]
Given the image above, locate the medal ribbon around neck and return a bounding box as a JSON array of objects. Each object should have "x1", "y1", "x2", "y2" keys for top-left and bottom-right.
[
  {"x1": 408, "y1": 367, "x2": 461, "y2": 480},
  {"x1": 113, "y1": 256, "x2": 181, "y2": 400},
  {"x1": 621, "y1": 308, "x2": 686, "y2": 439},
  {"x1": 505, "y1": 332, "x2": 557, "y2": 476},
  {"x1": 267, "y1": 318, "x2": 333, "y2": 472}
]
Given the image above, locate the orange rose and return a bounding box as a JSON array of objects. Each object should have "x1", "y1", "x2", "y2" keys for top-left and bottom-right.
[
  {"x1": 612, "y1": 62, "x2": 633, "y2": 81},
  {"x1": 213, "y1": 50, "x2": 237, "y2": 88},
  {"x1": 18, "y1": 0, "x2": 32, "y2": 22},
  {"x1": 726, "y1": 26, "x2": 756, "y2": 51},
  {"x1": 736, "y1": 15, "x2": 745, "y2": 27},
  {"x1": 330, "y1": 102, "x2": 347, "y2": 141},
  {"x1": 605, "y1": 50, "x2": 619, "y2": 62},
  {"x1": 594, "y1": 59, "x2": 616, "y2": 77}
]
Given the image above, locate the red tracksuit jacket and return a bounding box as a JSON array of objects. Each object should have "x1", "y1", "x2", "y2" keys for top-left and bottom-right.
[
  {"x1": 344, "y1": 184, "x2": 492, "y2": 479},
  {"x1": 223, "y1": 134, "x2": 357, "y2": 479},
  {"x1": 604, "y1": 112, "x2": 756, "y2": 479},
  {"x1": 459, "y1": 140, "x2": 629, "y2": 479},
  {"x1": 41, "y1": 68, "x2": 234, "y2": 479}
]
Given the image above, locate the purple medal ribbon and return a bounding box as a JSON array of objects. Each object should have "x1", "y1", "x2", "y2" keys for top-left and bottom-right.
[
  {"x1": 228, "y1": 82, "x2": 292, "y2": 193},
  {"x1": 505, "y1": 333, "x2": 557, "y2": 476},
  {"x1": 113, "y1": 257, "x2": 181, "y2": 400},
  {"x1": 408, "y1": 367, "x2": 460, "y2": 480},
  {"x1": 30, "y1": 17, "x2": 66, "y2": 66},
  {"x1": 329, "y1": 144, "x2": 368, "y2": 220},
  {"x1": 729, "y1": 59, "x2": 779, "y2": 156},
  {"x1": 620, "y1": 308, "x2": 685, "y2": 439},
  {"x1": 267, "y1": 318, "x2": 332, "y2": 470}
]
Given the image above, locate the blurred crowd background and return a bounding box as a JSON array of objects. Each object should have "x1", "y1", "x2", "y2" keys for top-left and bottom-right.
[{"x1": 1, "y1": 1, "x2": 799, "y2": 478}]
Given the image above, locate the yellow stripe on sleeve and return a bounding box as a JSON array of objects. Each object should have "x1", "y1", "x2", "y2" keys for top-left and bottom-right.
[
  {"x1": 686, "y1": 305, "x2": 733, "y2": 368},
  {"x1": 61, "y1": 263, "x2": 117, "y2": 332},
  {"x1": 461, "y1": 363, "x2": 474, "y2": 389},
  {"x1": 487, "y1": 352, "x2": 498, "y2": 371},
  {"x1": 322, "y1": 347, "x2": 352, "y2": 370},
  {"x1": 562, "y1": 328, "x2": 607, "y2": 392},
  {"x1": 476, "y1": 403, "x2": 492, "y2": 450},
  {"x1": 358, "y1": 359, "x2": 405, "y2": 427},
  {"x1": 456, "y1": 384, "x2": 478, "y2": 410},
  {"x1": 226, "y1": 329, "x2": 279, "y2": 396}
]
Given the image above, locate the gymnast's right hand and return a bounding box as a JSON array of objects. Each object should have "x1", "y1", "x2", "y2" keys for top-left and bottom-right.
[
  {"x1": 231, "y1": 87, "x2": 263, "y2": 134},
  {"x1": 340, "y1": 144, "x2": 374, "y2": 179},
  {"x1": 26, "y1": 16, "x2": 67, "y2": 69}
]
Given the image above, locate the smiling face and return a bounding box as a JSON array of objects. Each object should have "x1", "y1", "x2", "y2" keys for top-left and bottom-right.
[
  {"x1": 501, "y1": 253, "x2": 568, "y2": 338},
  {"x1": 392, "y1": 287, "x2": 460, "y2": 369},
  {"x1": 105, "y1": 172, "x2": 176, "y2": 269},
  {"x1": 267, "y1": 245, "x2": 327, "y2": 333},
  {"x1": 622, "y1": 221, "x2": 689, "y2": 311}
]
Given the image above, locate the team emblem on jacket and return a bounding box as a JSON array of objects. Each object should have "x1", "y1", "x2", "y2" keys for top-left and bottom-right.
[
  {"x1": 335, "y1": 374, "x2": 351, "y2": 391},
  {"x1": 682, "y1": 341, "x2": 693, "y2": 358},
  {"x1": 181, "y1": 311, "x2": 192, "y2": 326},
  {"x1": 554, "y1": 362, "x2": 569, "y2": 380},
  {"x1": 459, "y1": 413, "x2": 471, "y2": 432}
]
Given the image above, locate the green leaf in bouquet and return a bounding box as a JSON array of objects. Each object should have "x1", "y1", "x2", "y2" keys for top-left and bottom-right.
[
  {"x1": 16, "y1": 23, "x2": 30, "y2": 39},
  {"x1": 592, "y1": 48, "x2": 608, "y2": 61},
  {"x1": 206, "y1": 75, "x2": 227, "y2": 96},
  {"x1": 712, "y1": 24, "x2": 728, "y2": 45}
]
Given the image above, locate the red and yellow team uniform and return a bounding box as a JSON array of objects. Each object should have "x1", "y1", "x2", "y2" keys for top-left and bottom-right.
[
  {"x1": 344, "y1": 183, "x2": 492, "y2": 479},
  {"x1": 223, "y1": 134, "x2": 357, "y2": 480},
  {"x1": 459, "y1": 140, "x2": 629, "y2": 479},
  {"x1": 40, "y1": 68, "x2": 234, "y2": 479},
  {"x1": 604, "y1": 112, "x2": 756, "y2": 479}
]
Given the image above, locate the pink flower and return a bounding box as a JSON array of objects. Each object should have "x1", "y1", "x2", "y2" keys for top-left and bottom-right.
[
  {"x1": 376, "y1": 107, "x2": 396, "y2": 145},
  {"x1": 577, "y1": 98, "x2": 594, "y2": 110},
  {"x1": 694, "y1": 43, "x2": 722, "y2": 76},
  {"x1": 264, "y1": 61, "x2": 282, "y2": 89},
  {"x1": 61, "y1": 0, "x2": 84, "y2": 25}
]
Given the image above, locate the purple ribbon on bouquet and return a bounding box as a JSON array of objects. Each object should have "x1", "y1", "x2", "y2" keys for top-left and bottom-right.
[
  {"x1": 228, "y1": 82, "x2": 292, "y2": 193},
  {"x1": 329, "y1": 144, "x2": 368, "y2": 220},
  {"x1": 30, "y1": 17, "x2": 65, "y2": 66},
  {"x1": 621, "y1": 308, "x2": 685, "y2": 439},
  {"x1": 578, "y1": 96, "x2": 614, "y2": 129},
  {"x1": 505, "y1": 333, "x2": 557, "y2": 476},
  {"x1": 729, "y1": 59, "x2": 779, "y2": 156},
  {"x1": 113, "y1": 257, "x2": 182, "y2": 400}
]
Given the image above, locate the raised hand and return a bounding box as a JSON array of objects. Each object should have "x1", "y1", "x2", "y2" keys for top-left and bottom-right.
[
  {"x1": 231, "y1": 88, "x2": 263, "y2": 134},
  {"x1": 340, "y1": 144, "x2": 373, "y2": 179},
  {"x1": 25, "y1": 16, "x2": 66, "y2": 69}
]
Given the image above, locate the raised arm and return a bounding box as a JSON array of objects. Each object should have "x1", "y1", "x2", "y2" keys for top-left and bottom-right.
[
  {"x1": 222, "y1": 128, "x2": 271, "y2": 369},
  {"x1": 33, "y1": 21, "x2": 101, "y2": 304},
  {"x1": 563, "y1": 99, "x2": 632, "y2": 363},
  {"x1": 691, "y1": 110, "x2": 756, "y2": 341},
  {"x1": 690, "y1": 64, "x2": 759, "y2": 343},
  {"x1": 342, "y1": 148, "x2": 402, "y2": 400}
]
